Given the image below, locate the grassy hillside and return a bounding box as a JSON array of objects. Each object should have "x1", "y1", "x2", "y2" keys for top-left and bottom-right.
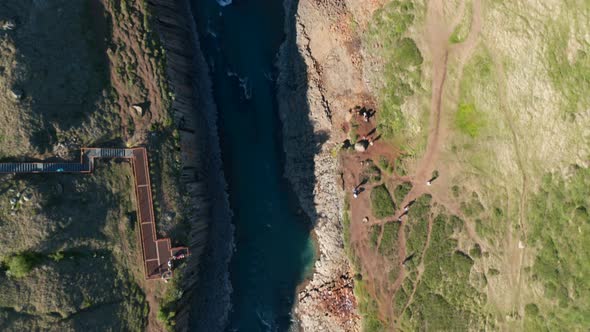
[
  {"x1": 0, "y1": 0, "x2": 186, "y2": 330},
  {"x1": 347, "y1": 0, "x2": 590, "y2": 330},
  {"x1": 0, "y1": 163, "x2": 148, "y2": 331}
]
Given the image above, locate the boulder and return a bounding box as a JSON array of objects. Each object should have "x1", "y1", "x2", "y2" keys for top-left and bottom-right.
[
  {"x1": 22, "y1": 191, "x2": 33, "y2": 202},
  {"x1": 131, "y1": 104, "x2": 144, "y2": 116},
  {"x1": 9, "y1": 88, "x2": 23, "y2": 100},
  {"x1": 354, "y1": 140, "x2": 369, "y2": 152},
  {"x1": 0, "y1": 20, "x2": 16, "y2": 31}
]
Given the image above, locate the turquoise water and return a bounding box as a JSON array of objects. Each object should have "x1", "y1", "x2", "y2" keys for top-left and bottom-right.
[{"x1": 190, "y1": 0, "x2": 316, "y2": 330}]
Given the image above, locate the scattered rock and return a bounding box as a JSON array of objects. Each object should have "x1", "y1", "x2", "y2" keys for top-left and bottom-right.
[
  {"x1": 22, "y1": 192, "x2": 33, "y2": 202},
  {"x1": 165, "y1": 211, "x2": 176, "y2": 222},
  {"x1": 131, "y1": 104, "x2": 144, "y2": 116},
  {"x1": 0, "y1": 19, "x2": 16, "y2": 31},
  {"x1": 354, "y1": 140, "x2": 369, "y2": 152},
  {"x1": 8, "y1": 88, "x2": 23, "y2": 101}
]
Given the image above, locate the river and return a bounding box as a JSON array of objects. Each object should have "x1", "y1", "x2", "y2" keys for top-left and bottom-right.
[{"x1": 189, "y1": 0, "x2": 316, "y2": 330}]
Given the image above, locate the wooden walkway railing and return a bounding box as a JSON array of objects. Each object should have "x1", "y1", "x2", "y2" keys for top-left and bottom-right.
[{"x1": 0, "y1": 147, "x2": 188, "y2": 280}]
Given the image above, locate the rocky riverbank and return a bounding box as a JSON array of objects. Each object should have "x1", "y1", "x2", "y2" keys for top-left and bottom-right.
[
  {"x1": 149, "y1": 0, "x2": 233, "y2": 330},
  {"x1": 277, "y1": 0, "x2": 373, "y2": 331}
]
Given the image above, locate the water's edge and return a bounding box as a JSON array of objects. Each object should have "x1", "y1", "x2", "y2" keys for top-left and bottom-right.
[
  {"x1": 150, "y1": 0, "x2": 352, "y2": 330},
  {"x1": 277, "y1": 0, "x2": 359, "y2": 331},
  {"x1": 149, "y1": 1, "x2": 234, "y2": 330}
]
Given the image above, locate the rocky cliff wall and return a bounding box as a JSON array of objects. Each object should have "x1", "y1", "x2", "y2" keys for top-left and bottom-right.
[
  {"x1": 149, "y1": 0, "x2": 233, "y2": 330},
  {"x1": 277, "y1": 0, "x2": 369, "y2": 331}
]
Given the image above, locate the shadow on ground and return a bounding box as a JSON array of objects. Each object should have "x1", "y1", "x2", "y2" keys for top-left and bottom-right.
[{"x1": 0, "y1": 0, "x2": 112, "y2": 153}]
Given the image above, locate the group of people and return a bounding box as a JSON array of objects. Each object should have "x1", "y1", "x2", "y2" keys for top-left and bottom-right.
[{"x1": 361, "y1": 127, "x2": 379, "y2": 147}]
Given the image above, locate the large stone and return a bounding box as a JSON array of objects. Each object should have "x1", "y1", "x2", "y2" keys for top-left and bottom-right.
[
  {"x1": 9, "y1": 88, "x2": 23, "y2": 100},
  {"x1": 0, "y1": 20, "x2": 16, "y2": 31},
  {"x1": 131, "y1": 104, "x2": 144, "y2": 116},
  {"x1": 354, "y1": 140, "x2": 369, "y2": 152},
  {"x1": 22, "y1": 192, "x2": 33, "y2": 202}
]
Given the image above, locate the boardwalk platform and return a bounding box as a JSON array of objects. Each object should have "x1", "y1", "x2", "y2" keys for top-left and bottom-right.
[{"x1": 0, "y1": 147, "x2": 188, "y2": 280}]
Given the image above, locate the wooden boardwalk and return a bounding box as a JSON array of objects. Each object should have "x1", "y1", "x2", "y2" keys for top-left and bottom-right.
[{"x1": 0, "y1": 147, "x2": 188, "y2": 280}]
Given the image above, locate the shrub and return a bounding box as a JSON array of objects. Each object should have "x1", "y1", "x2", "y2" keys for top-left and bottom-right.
[
  {"x1": 365, "y1": 1, "x2": 423, "y2": 141},
  {"x1": 369, "y1": 225, "x2": 381, "y2": 249},
  {"x1": 455, "y1": 103, "x2": 483, "y2": 137},
  {"x1": 4, "y1": 252, "x2": 42, "y2": 278},
  {"x1": 380, "y1": 222, "x2": 400, "y2": 258},
  {"x1": 394, "y1": 155, "x2": 408, "y2": 176},
  {"x1": 157, "y1": 268, "x2": 184, "y2": 331},
  {"x1": 525, "y1": 303, "x2": 540, "y2": 317},
  {"x1": 469, "y1": 244, "x2": 482, "y2": 258},
  {"x1": 378, "y1": 156, "x2": 394, "y2": 175},
  {"x1": 488, "y1": 268, "x2": 500, "y2": 276},
  {"x1": 49, "y1": 251, "x2": 65, "y2": 262},
  {"x1": 394, "y1": 182, "x2": 413, "y2": 203},
  {"x1": 363, "y1": 165, "x2": 382, "y2": 183},
  {"x1": 370, "y1": 185, "x2": 396, "y2": 218}
]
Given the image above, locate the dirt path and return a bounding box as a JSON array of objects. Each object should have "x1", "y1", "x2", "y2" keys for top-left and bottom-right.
[
  {"x1": 415, "y1": 0, "x2": 482, "y2": 183},
  {"x1": 490, "y1": 49, "x2": 529, "y2": 321},
  {"x1": 340, "y1": 0, "x2": 486, "y2": 328},
  {"x1": 413, "y1": 0, "x2": 452, "y2": 183},
  {"x1": 398, "y1": 214, "x2": 434, "y2": 322}
]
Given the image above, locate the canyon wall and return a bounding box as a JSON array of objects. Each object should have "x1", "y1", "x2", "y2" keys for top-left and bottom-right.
[
  {"x1": 277, "y1": 0, "x2": 379, "y2": 330},
  {"x1": 149, "y1": 0, "x2": 233, "y2": 330}
]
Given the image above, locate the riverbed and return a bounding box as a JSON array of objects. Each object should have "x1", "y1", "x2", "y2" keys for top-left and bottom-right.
[{"x1": 189, "y1": 0, "x2": 316, "y2": 330}]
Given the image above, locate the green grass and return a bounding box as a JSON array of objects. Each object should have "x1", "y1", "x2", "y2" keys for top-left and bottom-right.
[
  {"x1": 525, "y1": 168, "x2": 590, "y2": 329},
  {"x1": 407, "y1": 194, "x2": 431, "y2": 221},
  {"x1": 3, "y1": 252, "x2": 42, "y2": 278},
  {"x1": 363, "y1": 164, "x2": 382, "y2": 183},
  {"x1": 393, "y1": 182, "x2": 413, "y2": 203},
  {"x1": 0, "y1": 0, "x2": 182, "y2": 330},
  {"x1": 369, "y1": 225, "x2": 381, "y2": 249},
  {"x1": 377, "y1": 156, "x2": 394, "y2": 175},
  {"x1": 395, "y1": 154, "x2": 410, "y2": 176},
  {"x1": 0, "y1": 163, "x2": 148, "y2": 330},
  {"x1": 455, "y1": 103, "x2": 484, "y2": 138},
  {"x1": 460, "y1": 191, "x2": 485, "y2": 217},
  {"x1": 364, "y1": 0, "x2": 423, "y2": 141},
  {"x1": 449, "y1": 30, "x2": 464, "y2": 44},
  {"x1": 157, "y1": 270, "x2": 185, "y2": 331},
  {"x1": 399, "y1": 213, "x2": 486, "y2": 330},
  {"x1": 405, "y1": 217, "x2": 428, "y2": 260},
  {"x1": 349, "y1": 121, "x2": 360, "y2": 145},
  {"x1": 404, "y1": 194, "x2": 431, "y2": 257},
  {"x1": 341, "y1": 197, "x2": 362, "y2": 272},
  {"x1": 379, "y1": 222, "x2": 400, "y2": 259},
  {"x1": 449, "y1": 1, "x2": 472, "y2": 44},
  {"x1": 370, "y1": 184, "x2": 396, "y2": 219},
  {"x1": 545, "y1": 14, "x2": 590, "y2": 117},
  {"x1": 469, "y1": 244, "x2": 482, "y2": 259},
  {"x1": 354, "y1": 280, "x2": 383, "y2": 332},
  {"x1": 455, "y1": 47, "x2": 494, "y2": 140}
]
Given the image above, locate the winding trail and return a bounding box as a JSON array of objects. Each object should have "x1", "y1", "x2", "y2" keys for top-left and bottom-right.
[
  {"x1": 374, "y1": 0, "x2": 485, "y2": 325},
  {"x1": 342, "y1": 0, "x2": 486, "y2": 328},
  {"x1": 491, "y1": 50, "x2": 529, "y2": 322}
]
